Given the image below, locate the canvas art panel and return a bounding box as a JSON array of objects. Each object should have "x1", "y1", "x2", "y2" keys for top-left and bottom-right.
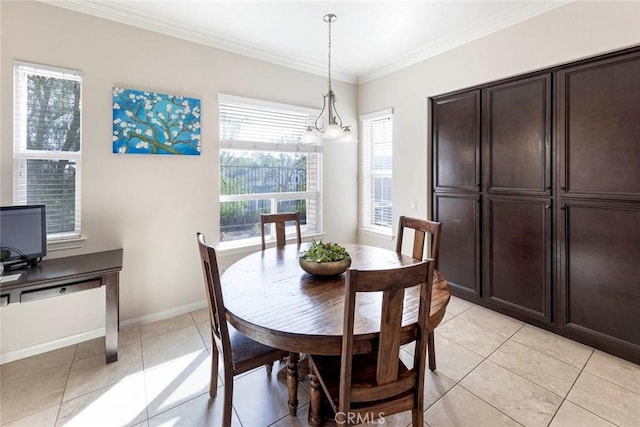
[{"x1": 112, "y1": 87, "x2": 201, "y2": 155}]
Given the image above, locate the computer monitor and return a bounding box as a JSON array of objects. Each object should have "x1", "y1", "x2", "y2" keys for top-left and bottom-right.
[{"x1": 0, "y1": 205, "x2": 47, "y2": 269}]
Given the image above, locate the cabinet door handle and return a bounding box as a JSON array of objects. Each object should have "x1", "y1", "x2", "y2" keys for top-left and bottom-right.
[
  {"x1": 560, "y1": 186, "x2": 567, "y2": 191},
  {"x1": 60, "y1": 287, "x2": 67, "y2": 294},
  {"x1": 544, "y1": 205, "x2": 551, "y2": 209}
]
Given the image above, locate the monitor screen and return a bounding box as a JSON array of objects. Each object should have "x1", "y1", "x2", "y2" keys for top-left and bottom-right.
[{"x1": 0, "y1": 205, "x2": 47, "y2": 266}]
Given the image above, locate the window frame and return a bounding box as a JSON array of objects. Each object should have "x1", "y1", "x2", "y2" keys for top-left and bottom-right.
[
  {"x1": 13, "y1": 61, "x2": 83, "y2": 243},
  {"x1": 360, "y1": 108, "x2": 394, "y2": 236},
  {"x1": 218, "y1": 94, "x2": 323, "y2": 248}
]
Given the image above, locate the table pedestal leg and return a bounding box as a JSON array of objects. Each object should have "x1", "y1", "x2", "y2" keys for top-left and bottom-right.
[{"x1": 287, "y1": 351, "x2": 299, "y2": 416}]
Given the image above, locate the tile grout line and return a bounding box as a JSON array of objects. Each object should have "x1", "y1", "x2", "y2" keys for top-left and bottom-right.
[
  {"x1": 422, "y1": 305, "x2": 524, "y2": 424},
  {"x1": 466, "y1": 326, "x2": 575, "y2": 420},
  {"x1": 137, "y1": 325, "x2": 151, "y2": 425},
  {"x1": 544, "y1": 348, "x2": 599, "y2": 427},
  {"x1": 578, "y1": 354, "x2": 640, "y2": 395},
  {"x1": 562, "y1": 353, "x2": 637, "y2": 426},
  {"x1": 484, "y1": 325, "x2": 591, "y2": 401},
  {"x1": 457, "y1": 382, "x2": 525, "y2": 427},
  {"x1": 53, "y1": 343, "x2": 79, "y2": 426},
  {"x1": 436, "y1": 314, "x2": 522, "y2": 361},
  {"x1": 448, "y1": 322, "x2": 526, "y2": 427}
]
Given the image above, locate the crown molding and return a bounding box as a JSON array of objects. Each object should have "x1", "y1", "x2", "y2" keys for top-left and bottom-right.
[
  {"x1": 358, "y1": 1, "x2": 573, "y2": 83},
  {"x1": 39, "y1": 0, "x2": 570, "y2": 85},
  {"x1": 38, "y1": 0, "x2": 359, "y2": 84}
]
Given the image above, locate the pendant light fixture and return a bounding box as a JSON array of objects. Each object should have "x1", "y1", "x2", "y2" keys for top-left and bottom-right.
[{"x1": 301, "y1": 14, "x2": 356, "y2": 143}]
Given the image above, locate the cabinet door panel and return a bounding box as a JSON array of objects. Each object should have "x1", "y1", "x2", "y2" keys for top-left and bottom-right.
[
  {"x1": 484, "y1": 197, "x2": 551, "y2": 321},
  {"x1": 559, "y1": 201, "x2": 640, "y2": 347},
  {"x1": 433, "y1": 193, "x2": 481, "y2": 298},
  {"x1": 557, "y1": 51, "x2": 640, "y2": 200},
  {"x1": 484, "y1": 74, "x2": 550, "y2": 195},
  {"x1": 432, "y1": 91, "x2": 480, "y2": 191}
]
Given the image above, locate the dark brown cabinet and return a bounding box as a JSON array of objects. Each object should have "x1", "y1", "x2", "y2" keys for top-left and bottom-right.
[
  {"x1": 483, "y1": 74, "x2": 551, "y2": 196},
  {"x1": 433, "y1": 193, "x2": 481, "y2": 298},
  {"x1": 433, "y1": 74, "x2": 552, "y2": 320},
  {"x1": 432, "y1": 47, "x2": 640, "y2": 363},
  {"x1": 559, "y1": 201, "x2": 640, "y2": 359},
  {"x1": 433, "y1": 90, "x2": 480, "y2": 192},
  {"x1": 557, "y1": 51, "x2": 640, "y2": 200},
  {"x1": 555, "y1": 50, "x2": 640, "y2": 362},
  {"x1": 481, "y1": 73, "x2": 552, "y2": 321},
  {"x1": 484, "y1": 196, "x2": 551, "y2": 321}
]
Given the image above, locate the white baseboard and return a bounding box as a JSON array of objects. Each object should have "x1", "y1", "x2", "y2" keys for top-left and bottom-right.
[
  {"x1": 0, "y1": 299, "x2": 208, "y2": 365},
  {"x1": 0, "y1": 328, "x2": 106, "y2": 364},
  {"x1": 120, "y1": 300, "x2": 208, "y2": 327}
]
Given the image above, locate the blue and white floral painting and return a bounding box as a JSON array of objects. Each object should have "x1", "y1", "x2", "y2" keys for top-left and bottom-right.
[{"x1": 112, "y1": 87, "x2": 201, "y2": 155}]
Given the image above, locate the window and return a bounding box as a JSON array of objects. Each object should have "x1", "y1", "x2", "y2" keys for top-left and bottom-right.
[
  {"x1": 361, "y1": 109, "x2": 393, "y2": 233},
  {"x1": 218, "y1": 94, "x2": 321, "y2": 245},
  {"x1": 13, "y1": 62, "x2": 82, "y2": 241}
]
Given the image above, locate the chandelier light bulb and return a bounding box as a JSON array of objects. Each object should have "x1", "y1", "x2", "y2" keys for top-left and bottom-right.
[
  {"x1": 300, "y1": 126, "x2": 318, "y2": 143},
  {"x1": 324, "y1": 123, "x2": 343, "y2": 139},
  {"x1": 339, "y1": 126, "x2": 357, "y2": 143}
]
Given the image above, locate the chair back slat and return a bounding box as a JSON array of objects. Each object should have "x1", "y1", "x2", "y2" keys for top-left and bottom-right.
[
  {"x1": 260, "y1": 212, "x2": 302, "y2": 250},
  {"x1": 396, "y1": 215, "x2": 442, "y2": 268},
  {"x1": 412, "y1": 232, "x2": 426, "y2": 260},
  {"x1": 377, "y1": 288, "x2": 404, "y2": 384}
]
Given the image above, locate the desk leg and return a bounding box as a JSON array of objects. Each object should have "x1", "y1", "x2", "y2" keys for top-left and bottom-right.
[
  {"x1": 287, "y1": 351, "x2": 299, "y2": 416},
  {"x1": 105, "y1": 272, "x2": 119, "y2": 363}
]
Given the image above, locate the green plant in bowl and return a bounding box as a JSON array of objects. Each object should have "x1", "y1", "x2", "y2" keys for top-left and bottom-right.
[{"x1": 299, "y1": 240, "x2": 351, "y2": 276}]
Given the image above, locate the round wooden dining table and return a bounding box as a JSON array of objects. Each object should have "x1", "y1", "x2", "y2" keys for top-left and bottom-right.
[{"x1": 220, "y1": 242, "x2": 448, "y2": 418}]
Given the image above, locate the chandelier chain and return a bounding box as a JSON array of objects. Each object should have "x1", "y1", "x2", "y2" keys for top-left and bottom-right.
[{"x1": 327, "y1": 16, "x2": 332, "y2": 91}]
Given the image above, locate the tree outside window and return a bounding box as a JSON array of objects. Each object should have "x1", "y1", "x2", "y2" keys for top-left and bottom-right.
[{"x1": 13, "y1": 62, "x2": 82, "y2": 239}]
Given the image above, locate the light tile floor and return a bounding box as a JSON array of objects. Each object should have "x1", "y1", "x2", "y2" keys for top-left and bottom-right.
[{"x1": 1, "y1": 296, "x2": 639, "y2": 426}]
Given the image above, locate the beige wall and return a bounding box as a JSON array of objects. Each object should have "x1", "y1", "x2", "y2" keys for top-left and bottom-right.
[
  {"x1": 0, "y1": 1, "x2": 358, "y2": 360},
  {"x1": 358, "y1": 1, "x2": 640, "y2": 255}
]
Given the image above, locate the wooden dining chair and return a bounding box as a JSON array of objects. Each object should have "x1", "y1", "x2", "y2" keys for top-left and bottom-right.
[
  {"x1": 396, "y1": 215, "x2": 450, "y2": 371},
  {"x1": 308, "y1": 260, "x2": 435, "y2": 426},
  {"x1": 196, "y1": 233, "x2": 289, "y2": 425},
  {"x1": 260, "y1": 212, "x2": 302, "y2": 250}
]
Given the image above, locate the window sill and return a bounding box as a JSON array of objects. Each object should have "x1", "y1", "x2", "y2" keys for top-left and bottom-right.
[
  {"x1": 216, "y1": 232, "x2": 325, "y2": 256},
  {"x1": 358, "y1": 227, "x2": 394, "y2": 241},
  {"x1": 47, "y1": 235, "x2": 87, "y2": 252}
]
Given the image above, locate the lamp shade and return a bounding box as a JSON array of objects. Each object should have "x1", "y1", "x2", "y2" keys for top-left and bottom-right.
[
  {"x1": 339, "y1": 127, "x2": 357, "y2": 143},
  {"x1": 300, "y1": 127, "x2": 318, "y2": 143},
  {"x1": 323, "y1": 123, "x2": 343, "y2": 139}
]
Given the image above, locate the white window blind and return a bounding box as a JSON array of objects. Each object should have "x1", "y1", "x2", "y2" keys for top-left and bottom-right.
[
  {"x1": 220, "y1": 96, "x2": 319, "y2": 149},
  {"x1": 218, "y1": 94, "x2": 322, "y2": 245},
  {"x1": 13, "y1": 62, "x2": 82, "y2": 240},
  {"x1": 361, "y1": 109, "x2": 393, "y2": 231}
]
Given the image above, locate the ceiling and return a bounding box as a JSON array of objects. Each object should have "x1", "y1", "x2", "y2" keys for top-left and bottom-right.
[{"x1": 41, "y1": 0, "x2": 571, "y2": 83}]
